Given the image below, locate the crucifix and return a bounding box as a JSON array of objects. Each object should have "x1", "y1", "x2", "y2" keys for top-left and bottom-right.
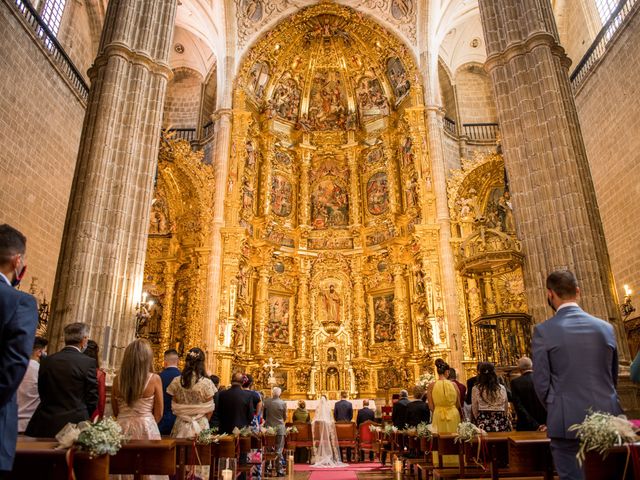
[{"x1": 263, "y1": 357, "x2": 280, "y2": 386}]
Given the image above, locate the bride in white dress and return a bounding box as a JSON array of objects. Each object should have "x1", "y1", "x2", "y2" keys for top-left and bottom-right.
[{"x1": 312, "y1": 396, "x2": 347, "y2": 467}]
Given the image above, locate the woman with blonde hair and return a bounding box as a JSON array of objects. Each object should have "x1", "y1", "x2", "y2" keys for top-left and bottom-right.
[{"x1": 112, "y1": 339, "x2": 164, "y2": 479}]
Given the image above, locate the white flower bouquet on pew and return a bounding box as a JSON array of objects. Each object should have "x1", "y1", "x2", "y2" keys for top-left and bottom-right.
[
  {"x1": 454, "y1": 421, "x2": 485, "y2": 443},
  {"x1": 568, "y1": 411, "x2": 639, "y2": 465},
  {"x1": 56, "y1": 417, "x2": 125, "y2": 458},
  {"x1": 232, "y1": 426, "x2": 254, "y2": 437},
  {"x1": 285, "y1": 425, "x2": 298, "y2": 435},
  {"x1": 196, "y1": 427, "x2": 227, "y2": 445},
  {"x1": 415, "y1": 422, "x2": 432, "y2": 440}
]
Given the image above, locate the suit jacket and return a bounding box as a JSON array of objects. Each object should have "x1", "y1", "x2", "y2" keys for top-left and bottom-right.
[
  {"x1": 405, "y1": 400, "x2": 430, "y2": 427},
  {"x1": 511, "y1": 371, "x2": 547, "y2": 431},
  {"x1": 356, "y1": 407, "x2": 375, "y2": 426},
  {"x1": 0, "y1": 281, "x2": 38, "y2": 471},
  {"x1": 264, "y1": 397, "x2": 287, "y2": 435},
  {"x1": 333, "y1": 399, "x2": 353, "y2": 421},
  {"x1": 25, "y1": 346, "x2": 98, "y2": 438},
  {"x1": 216, "y1": 385, "x2": 254, "y2": 434},
  {"x1": 209, "y1": 389, "x2": 222, "y2": 428},
  {"x1": 532, "y1": 305, "x2": 622, "y2": 439},
  {"x1": 391, "y1": 397, "x2": 410, "y2": 428},
  {"x1": 157, "y1": 366, "x2": 181, "y2": 435}
]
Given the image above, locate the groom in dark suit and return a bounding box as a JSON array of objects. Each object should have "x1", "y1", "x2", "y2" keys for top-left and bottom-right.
[
  {"x1": 533, "y1": 270, "x2": 622, "y2": 480},
  {"x1": 0, "y1": 225, "x2": 38, "y2": 476},
  {"x1": 26, "y1": 322, "x2": 97, "y2": 437},
  {"x1": 333, "y1": 391, "x2": 353, "y2": 421},
  {"x1": 216, "y1": 372, "x2": 254, "y2": 434}
]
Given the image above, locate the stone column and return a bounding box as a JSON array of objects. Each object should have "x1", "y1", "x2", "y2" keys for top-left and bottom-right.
[
  {"x1": 478, "y1": 0, "x2": 628, "y2": 359},
  {"x1": 48, "y1": 0, "x2": 177, "y2": 367}
]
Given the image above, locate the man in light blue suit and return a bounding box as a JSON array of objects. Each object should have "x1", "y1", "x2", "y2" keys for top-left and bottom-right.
[
  {"x1": 533, "y1": 270, "x2": 622, "y2": 480},
  {"x1": 0, "y1": 225, "x2": 38, "y2": 477}
]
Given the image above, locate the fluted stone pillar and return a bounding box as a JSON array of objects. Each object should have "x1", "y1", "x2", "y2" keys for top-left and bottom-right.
[
  {"x1": 478, "y1": 0, "x2": 628, "y2": 359},
  {"x1": 49, "y1": 0, "x2": 177, "y2": 368}
]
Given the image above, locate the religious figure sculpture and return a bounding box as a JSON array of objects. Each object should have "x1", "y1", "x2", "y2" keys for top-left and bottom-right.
[
  {"x1": 322, "y1": 285, "x2": 341, "y2": 323},
  {"x1": 497, "y1": 191, "x2": 516, "y2": 233}
]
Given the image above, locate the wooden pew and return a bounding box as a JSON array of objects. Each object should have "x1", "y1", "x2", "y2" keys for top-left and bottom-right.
[
  {"x1": 583, "y1": 445, "x2": 639, "y2": 480},
  {"x1": 11, "y1": 439, "x2": 109, "y2": 480},
  {"x1": 507, "y1": 431, "x2": 554, "y2": 480},
  {"x1": 173, "y1": 438, "x2": 212, "y2": 480},
  {"x1": 110, "y1": 439, "x2": 176, "y2": 479}
]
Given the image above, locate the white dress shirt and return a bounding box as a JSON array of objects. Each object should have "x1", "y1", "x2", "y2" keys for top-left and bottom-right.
[
  {"x1": 0, "y1": 272, "x2": 10, "y2": 286},
  {"x1": 556, "y1": 302, "x2": 580, "y2": 312},
  {"x1": 17, "y1": 359, "x2": 40, "y2": 432}
]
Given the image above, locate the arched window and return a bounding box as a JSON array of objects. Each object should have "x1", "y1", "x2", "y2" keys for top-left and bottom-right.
[
  {"x1": 595, "y1": 0, "x2": 619, "y2": 23},
  {"x1": 40, "y1": 0, "x2": 66, "y2": 36}
]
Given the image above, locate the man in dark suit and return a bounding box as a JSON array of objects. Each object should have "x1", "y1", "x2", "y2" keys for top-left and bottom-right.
[
  {"x1": 356, "y1": 399, "x2": 375, "y2": 426},
  {"x1": 0, "y1": 225, "x2": 38, "y2": 476},
  {"x1": 533, "y1": 270, "x2": 623, "y2": 480},
  {"x1": 511, "y1": 356, "x2": 546, "y2": 431},
  {"x1": 216, "y1": 372, "x2": 254, "y2": 434},
  {"x1": 157, "y1": 349, "x2": 181, "y2": 435},
  {"x1": 26, "y1": 322, "x2": 98, "y2": 437},
  {"x1": 405, "y1": 387, "x2": 430, "y2": 427},
  {"x1": 333, "y1": 391, "x2": 353, "y2": 422},
  {"x1": 391, "y1": 389, "x2": 410, "y2": 428}
]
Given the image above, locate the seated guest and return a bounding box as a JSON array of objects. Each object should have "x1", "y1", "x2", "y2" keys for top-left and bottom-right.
[
  {"x1": 112, "y1": 339, "x2": 163, "y2": 456},
  {"x1": 26, "y1": 323, "x2": 98, "y2": 437},
  {"x1": 406, "y1": 386, "x2": 430, "y2": 427},
  {"x1": 217, "y1": 372, "x2": 255, "y2": 434},
  {"x1": 511, "y1": 356, "x2": 547, "y2": 431},
  {"x1": 356, "y1": 399, "x2": 375, "y2": 426},
  {"x1": 471, "y1": 362, "x2": 512, "y2": 432},
  {"x1": 83, "y1": 340, "x2": 106, "y2": 420},
  {"x1": 293, "y1": 400, "x2": 311, "y2": 423},
  {"x1": 391, "y1": 390, "x2": 410, "y2": 428},
  {"x1": 158, "y1": 349, "x2": 181, "y2": 435},
  {"x1": 334, "y1": 391, "x2": 353, "y2": 422},
  {"x1": 17, "y1": 336, "x2": 48, "y2": 433}
]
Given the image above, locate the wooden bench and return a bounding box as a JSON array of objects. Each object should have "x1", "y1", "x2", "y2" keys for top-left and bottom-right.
[
  {"x1": 11, "y1": 439, "x2": 109, "y2": 480},
  {"x1": 110, "y1": 439, "x2": 176, "y2": 479},
  {"x1": 584, "y1": 445, "x2": 639, "y2": 480}
]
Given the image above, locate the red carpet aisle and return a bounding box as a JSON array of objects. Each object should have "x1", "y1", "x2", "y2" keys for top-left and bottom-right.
[{"x1": 295, "y1": 462, "x2": 391, "y2": 480}]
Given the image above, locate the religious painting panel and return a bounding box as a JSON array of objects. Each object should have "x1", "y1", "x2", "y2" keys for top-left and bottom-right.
[
  {"x1": 366, "y1": 147, "x2": 384, "y2": 166},
  {"x1": 311, "y1": 180, "x2": 349, "y2": 229},
  {"x1": 386, "y1": 57, "x2": 411, "y2": 100},
  {"x1": 404, "y1": 175, "x2": 418, "y2": 210},
  {"x1": 241, "y1": 0, "x2": 264, "y2": 23},
  {"x1": 267, "y1": 294, "x2": 291, "y2": 344},
  {"x1": 274, "y1": 150, "x2": 293, "y2": 167},
  {"x1": 268, "y1": 73, "x2": 301, "y2": 122},
  {"x1": 366, "y1": 172, "x2": 390, "y2": 215},
  {"x1": 400, "y1": 137, "x2": 414, "y2": 168},
  {"x1": 247, "y1": 61, "x2": 269, "y2": 98},
  {"x1": 391, "y1": 0, "x2": 414, "y2": 20},
  {"x1": 264, "y1": 225, "x2": 295, "y2": 248},
  {"x1": 149, "y1": 197, "x2": 171, "y2": 234},
  {"x1": 271, "y1": 175, "x2": 293, "y2": 217},
  {"x1": 307, "y1": 70, "x2": 348, "y2": 130},
  {"x1": 366, "y1": 227, "x2": 394, "y2": 246},
  {"x1": 372, "y1": 292, "x2": 395, "y2": 343},
  {"x1": 307, "y1": 237, "x2": 354, "y2": 250},
  {"x1": 356, "y1": 75, "x2": 389, "y2": 118}
]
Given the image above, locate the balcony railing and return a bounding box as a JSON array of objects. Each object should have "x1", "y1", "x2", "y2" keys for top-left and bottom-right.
[
  {"x1": 443, "y1": 117, "x2": 457, "y2": 136},
  {"x1": 463, "y1": 123, "x2": 499, "y2": 142},
  {"x1": 571, "y1": 0, "x2": 637, "y2": 91},
  {"x1": 202, "y1": 121, "x2": 215, "y2": 139},
  {"x1": 13, "y1": 0, "x2": 89, "y2": 102},
  {"x1": 167, "y1": 128, "x2": 197, "y2": 143}
]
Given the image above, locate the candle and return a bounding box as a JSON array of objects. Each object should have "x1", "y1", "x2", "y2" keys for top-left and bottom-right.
[
  {"x1": 393, "y1": 459, "x2": 403, "y2": 473},
  {"x1": 221, "y1": 469, "x2": 232, "y2": 480}
]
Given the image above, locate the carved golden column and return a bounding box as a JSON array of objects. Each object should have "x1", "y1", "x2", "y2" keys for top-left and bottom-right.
[
  {"x1": 482, "y1": 276, "x2": 496, "y2": 315},
  {"x1": 158, "y1": 261, "x2": 177, "y2": 363},
  {"x1": 391, "y1": 263, "x2": 409, "y2": 354},
  {"x1": 255, "y1": 264, "x2": 271, "y2": 355},
  {"x1": 297, "y1": 257, "x2": 311, "y2": 358},
  {"x1": 344, "y1": 142, "x2": 361, "y2": 226},
  {"x1": 261, "y1": 133, "x2": 276, "y2": 217},
  {"x1": 404, "y1": 107, "x2": 431, "y2": 220},
  {"x1": 381, "y1": 132, "x2": 400, "y2": 215},
  {"x1": 351, "y1": 257, "x2": 366, "y2": 358},
  {"x1": 298, "y1": 144, "x2": 314, "y2": 228}
]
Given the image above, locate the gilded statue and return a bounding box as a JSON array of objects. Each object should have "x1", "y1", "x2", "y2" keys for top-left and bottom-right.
[{"x1": 322, "y1": 284, "x2": 341, "y2": 323}]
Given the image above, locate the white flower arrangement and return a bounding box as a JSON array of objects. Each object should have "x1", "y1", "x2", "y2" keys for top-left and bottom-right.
[
  {"x1": 261, "y1": 426, "x2": 278, "y2": 435},
  {"x1": 568, "y1": 411, "x2": 639, "y2": 465},
  {"x1": 56, "y1": 417, "x2": 125, "y2": 458},
  {"x1": 286, "y1": 425, "x2": 299, "y2": 435},
  {"x1": 454, "y1": 421, "x2": 485, "y2": 444},
  {"x1": 196, "y1": 427, "x2": 223, "y2": 445},
  {"x1": 416, "y1": 373, "x2": 436, "y2": 391},
  {"x1": 369, "y1": 424, "x2": 382, "y2": 433},
  {"x1": 233, "y1": 426, "x2": 254, "y2": 437},
  {"x1": 415, "y1": 422, "x2": 433, "y2": 440},
  {"x1": 383, "y1": 424, "x2": 398, "y2": 437}
]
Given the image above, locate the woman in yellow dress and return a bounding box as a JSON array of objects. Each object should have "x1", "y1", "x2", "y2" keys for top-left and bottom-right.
[{"x1": 427, "y1": 359, "x2": 461, "y2": 466}]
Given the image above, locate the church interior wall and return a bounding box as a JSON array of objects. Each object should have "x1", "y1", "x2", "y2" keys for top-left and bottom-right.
[
  {"x1": 574, "y1": 3, "x2": 640, "y2": 323},
  {"x1": 163, "y1": 67, "x2": 204, "y2": 130},
  {"x1": 555, "y1": 0, "x2": 600, "y2": 70},
  {"x1": 0, "y1": 0, "x2": 86, "y2": 301},
  {"x1": 56, "y1": 0, "x2": 100, "y2": 81},
  {"x1": 443, "y1": 130, "x2": 462, "y2": 175},
  {"x1": 438, "y1": 61, "x2": 457, "y2": 123},
  {"x1": 453, "y1": 63, "x2": 498, "y2": 124}
]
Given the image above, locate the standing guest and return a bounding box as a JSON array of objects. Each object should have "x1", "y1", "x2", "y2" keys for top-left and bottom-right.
[
  {"x1": 168, "y1": 348, "x2": 215, "y2": 479},
  {"x1": 405, "y1": 387, "x2": 430, "y2": 427},
  {"x1": 428, "y1": 359, "x2": 461, "y2": 433},
  {"x1": 111, "y1": 339, "x2": 163, "y2": 480},
  {"x1": 17, "y1": 336, "x2": 48, "y2": 433},
  {"x1": 471, "y1": 362, "x2": 511, "y2": 432},
  {"x1": 209, "y1": 374, "x2": 221, "y2": 429},
  {"x1": 533, "y1": 270, "x2": 622, "y2": 480},
  {"x1": 391, "y1": 390, "x2": 410, "y2": 428},
  {"x1": 0, "y1": 224, "x2": 38, "y2": 476},
  {"x1": 448, "y1": 368, "x2": 466, "y2": 409},
  {"x1": 83, "y1": 340, "x2": 106, "y2": 420},
  {"x1": 464, "y1": 363, "x2": 480, "y2": 420},
  {"x1": 264, "y1": 387, "x2": 287, "y2": 476},
  {"x1": 243, "y1": 373, "x2": 263, "y2": 418},
  {"x1": 217, "y1": 373, "x2": 254, "y2": 434},
  {"x1": 26, "y1": 322, "x2": 97, "y2": 437},
  {"x1": 356, "y1": 399, "x2": 375, "y2": 426},
  {"x1": 293, "y1": 400, "x2": 311, "y2": 423},
  {"x1": 630, "y1": 350, "x2": 640, "y2": 384},
  {"x1": 334, "y1": 391, "x2": 353, "y2": 421},
  {"x1": 510, "y1": 357, "x2": 547, "y2": 431},
  {"x1": 157, "y1": 349, "x2": 181, "y2": 435}
]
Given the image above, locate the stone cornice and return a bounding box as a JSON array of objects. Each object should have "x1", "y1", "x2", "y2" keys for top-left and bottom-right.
[
  {"x1": 88, "y1": 42, "x2": 172, "y2": 80},
  {"x1": 484, "y1": 32, "x2": 571, "y2": 73}
]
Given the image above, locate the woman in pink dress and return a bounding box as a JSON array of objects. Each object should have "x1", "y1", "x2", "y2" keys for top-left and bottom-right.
[{"x1": 112, "y1": 339, "x2": 165, "y2": 480}]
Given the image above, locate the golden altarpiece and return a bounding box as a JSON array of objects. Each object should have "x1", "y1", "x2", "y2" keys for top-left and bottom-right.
[{"x1": 141, "y1": 4, "x2": 532, "y2": 399}]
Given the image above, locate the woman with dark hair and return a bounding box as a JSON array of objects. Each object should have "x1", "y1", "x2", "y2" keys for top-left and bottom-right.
[
  {"x1": 84, "y1": 339, "x2": 106, "y2": 420},
  {"x1": 471, "y1": 362, "x2": 512, "y2": 432},
  {"x1": 427, "y1": 359, "x2": 461, "y2": 433}
]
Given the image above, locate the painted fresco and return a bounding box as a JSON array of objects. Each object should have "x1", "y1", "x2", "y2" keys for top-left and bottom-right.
[
  {"x1": 366, "y1": 147, "x2": 384, "y2": 166},
  {"x1": 247, "y1": 61, "x2": 269, "y2": 98},
  {"x1": 267, "y1": 294, "x2": 290, "y2": 344},
  {"x1": 373, "y1": 293, "x2": 395, "y2": 342},
  {"x1": 386, "y1": 57, "x2": 411, "y2": 100},
  {"x1": 356, "y1": 76, "x2": 389, "y2": 117},
  {"x1": 271, "y1": 175, "x2": 293, "y2": 217},
  {"x1": 306, "y1": 70, "x2": 348, "y2": 130},
  {"x1": 268, "y1": 74, "x2": 301, "y2": 122},
  {"x1": 311, "y1": 179, "x2": 349, "y2": 229},
  {"x1": 367, "y1": 172, "x2": 390, "y2": 215}
]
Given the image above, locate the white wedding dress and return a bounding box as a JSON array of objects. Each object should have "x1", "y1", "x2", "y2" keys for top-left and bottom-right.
[{"x1": 312, "y1": 396, "x2": 347, "y2": 467}]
